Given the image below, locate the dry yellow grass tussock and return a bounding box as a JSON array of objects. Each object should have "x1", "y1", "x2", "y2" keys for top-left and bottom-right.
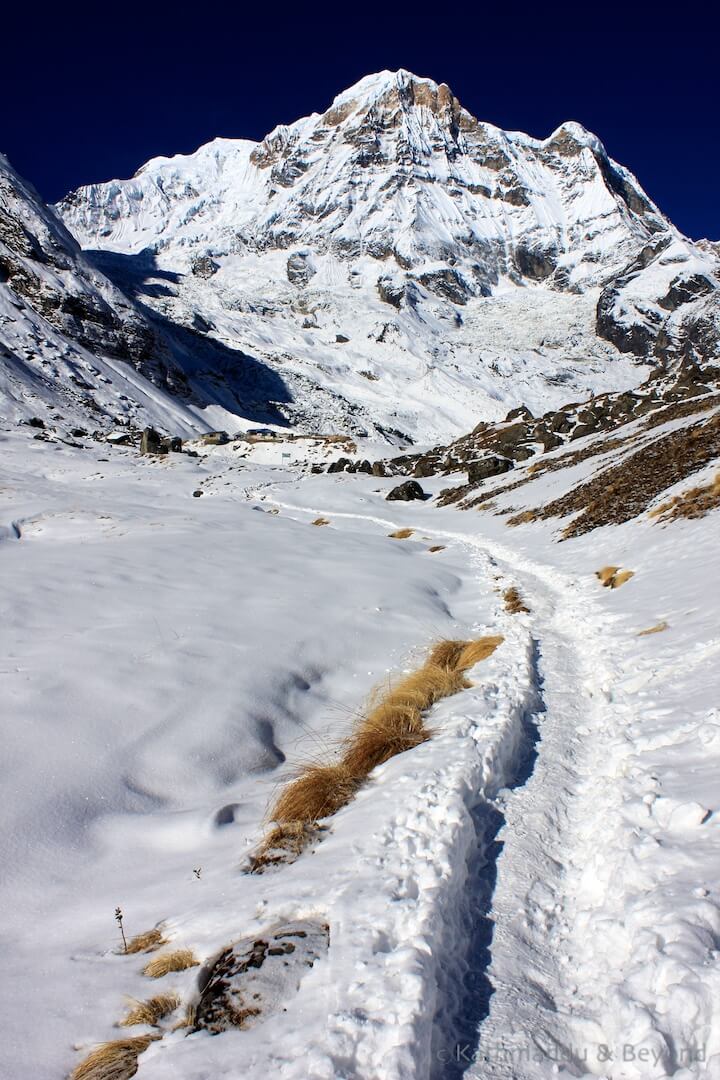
[
  {"x1": 69, "y1": 1035, "x2": 160, "y2": 1080},
  {"x1": 650, "y1": 472, "x2": 720, "y2": 523},
  {"x1": 427, "y1": 639, "x2": 468, "y2": 669},
  {"x1": 123, "y1": 928, "x2": 166, "y2": 955},
  {"x1": 257, "y1": 821, "x2": 318, "y2": 856},
  {"x1": 506, "y1": 509, "x2": 538, "y2": 527},
  {"x1": 271, "y1": 763, "x2": 360, "y2": 824},
  {"x1": 503, "y1": 586, "x2": 530, "y2": 614},
  {"x1": 455, "y1": 636, "x2": 505, "y2": 670},
  {"x1": 638, "y1": 621, "x2": 669, "y2": 637},
  {"x1": 248, "y1": 822, "x2": 326, "y2": 872},
  {"x1": 342, "y1": 720, "x2": 429, "y2": 774},
  {"x1": 312, "y1": 517, "x2": 330, "y2": 526},
  {"x1": 596, "y1": 565, "x2": 620, "y2": 586},
  {"x1": 120, "y1": 993, "x2": 181, "y2": 1028},
  {"x1": 596, "y1": 566, "x2": 634, "y2": 589},
  {"x1": 254, "y1": 635, "x2": 504, "y2": 869},
  {"x1": 142, "y1": 949, "x2": 198, "y2": 979},
  {"x1": 388, "y1": 527, "x2": 414, "y2": 539},
  {"x1": 374, "y1": 662, "x2": 469, "y2": 711},
  {"x1": 428, "y1": 545, "x2": 446, "y2": 553},
  {"x1": 341, "y1": 663, "x2": 467, "y2": 774}
]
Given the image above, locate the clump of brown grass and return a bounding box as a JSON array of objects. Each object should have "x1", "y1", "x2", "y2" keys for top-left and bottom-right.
[
  {"x1": 596, "y1": 565, "x2": 620, "y2": 586},
  {"x1": 427, "y1": 639, "x2": 466, "y2": 668},
  {"x1": 143, "y1": 950, "x2": 198, "y2": 979},
  {"x1": 312, "y1": 517, "x2": 330, "y2": 526},
  {"x1": 343, "y1": 664, "x2": 465, "y2": 776},
  {"x1": 428, "y1": 545, "x2": 446, "y2": 553},
  {"x1": 252, "y1": 635, "x2": 504, "y2": 869},
  {"x1": 123, "y1": 928, "x2": 166, "y2": 955},
  {"x1": 650, "y1": 472, "x2": 720, "y2": 523},
  {"x1": 69, "y1": 1035, "x2": 160, "y2": 1080},
  {"x1": 389, "y1": 527, "x2": 414, "y2": 539},
  {"x1": 455, "y1": 637, "x2": 504, "y2": 669},
  {"x1": 596, "y1": 566, "x2": 634, "y2": 589},
  {"x1": 506, "y1": 509, "x2": 538, "y2": 527},
  {"x1": 271, "y1": 763, "x2": 360, "y2": 824},
  {"x1": 503, "y1": 586, "x2": 530, "y2": 614},
  {"x1": 638, "y1": 621, "x2": 668, "y2": 637},
  {"x1": 376, "y1": 661, "x2": 469, "y2": 710},
  {"x1": 120, "y1": 993, "x2": 181, "y2": 1028},
  {"x1": 342, "y1": 720, "x2": 429, "y2": 774}
]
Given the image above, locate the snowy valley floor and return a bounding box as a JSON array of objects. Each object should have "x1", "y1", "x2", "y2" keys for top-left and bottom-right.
[{"x1": 1, "y1": 429, "x2": 720, "y2": 1080}]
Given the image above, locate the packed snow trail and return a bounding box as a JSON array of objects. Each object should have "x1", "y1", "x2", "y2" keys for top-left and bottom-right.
[
  {"x1": 254, "y1": 498, "x2": 614, "y2": 1068},
  {"x1": 261, "y1": 493, "x2": 720, "y2": 1078}
]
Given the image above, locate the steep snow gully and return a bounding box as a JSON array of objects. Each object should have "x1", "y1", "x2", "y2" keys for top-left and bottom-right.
[{"x1": 262, "y1": 498, "x2": 643, "y2": 1078}]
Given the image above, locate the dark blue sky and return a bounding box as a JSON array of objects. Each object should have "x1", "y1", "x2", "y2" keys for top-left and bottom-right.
[{"x1": 4, "y1": 4, "x2": 717, "y2": 239}]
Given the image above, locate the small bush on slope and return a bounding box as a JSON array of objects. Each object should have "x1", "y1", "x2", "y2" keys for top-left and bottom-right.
[
  {"x1": 271, "y1": 763, "x2": 360, "y2": 824},
  {"x1": 637, "y1": 621, "x2": 669, "y2": 636}
]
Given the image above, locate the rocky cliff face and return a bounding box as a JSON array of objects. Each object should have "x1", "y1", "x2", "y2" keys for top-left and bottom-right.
[
  {"x1": 0, "y1": 154, "x2": 204, "y2": 430},
  {"x1": 0, "y1": 158, "x2": 162, "y2": 367}
]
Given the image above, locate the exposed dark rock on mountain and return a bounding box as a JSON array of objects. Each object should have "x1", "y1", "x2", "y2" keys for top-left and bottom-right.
[
  {"x1": 0, "y1": 157, "x2": 170, "y2": 380},
  {"x1": 386, "y1": 479, "x2": 426, "y2": 501}
]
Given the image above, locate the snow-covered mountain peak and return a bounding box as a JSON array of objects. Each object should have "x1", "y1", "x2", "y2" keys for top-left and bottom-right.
[
  {"x1": 39, "y1": 72, "x2": 719, "y2": 442},
  {"x1": 319, "y1": 67, "x2": 465, "y2": 123},
  {"x1": 326, "y1": 67, "x2": 440, "y2": 104},
  {"x1": 58, "y1": 68, "x2": 671, "y2": 282},
  {"x1": 134, "y1": 136, "x2": 254, "y2": 179},
  {"x1": 540, "y1": 119, "x2": 603, "y2": 152}
]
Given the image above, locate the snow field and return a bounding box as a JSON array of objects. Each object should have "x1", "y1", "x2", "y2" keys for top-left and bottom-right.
[
  {"x1": 2, "y1": 425, "x2": 719, "y2": 1079},
  {"x1": 0, "y1": 433, "x2": 516, "y2": 1078}
]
